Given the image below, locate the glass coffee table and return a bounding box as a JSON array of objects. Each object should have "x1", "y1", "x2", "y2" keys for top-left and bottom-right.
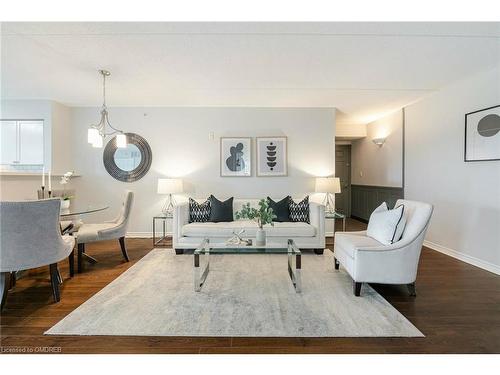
[{"x1": 194, "y1": 238, "x2": 302, "y2": 293}]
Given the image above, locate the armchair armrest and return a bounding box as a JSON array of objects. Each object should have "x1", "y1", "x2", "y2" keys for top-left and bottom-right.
[{"x1": 353, "y1": 228, "x2": 430, "y2": 283}]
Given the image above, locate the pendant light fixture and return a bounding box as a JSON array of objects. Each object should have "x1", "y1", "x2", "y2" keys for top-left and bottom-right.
[{"x1": 87, "y1": 70, "x2": 127, "y2": 148}]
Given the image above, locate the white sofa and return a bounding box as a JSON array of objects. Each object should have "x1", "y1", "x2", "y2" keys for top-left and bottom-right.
[
  {"x1": 333, "y1": 199, "x2": 433, "y2": 297},
  {"x1": 173, "y1": 198, "x2": 325, "y2": 254}
]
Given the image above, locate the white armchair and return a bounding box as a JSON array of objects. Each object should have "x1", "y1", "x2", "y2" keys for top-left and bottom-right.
[{"x1": 333, "y1": 199, "x2": 433, "y2": 296}]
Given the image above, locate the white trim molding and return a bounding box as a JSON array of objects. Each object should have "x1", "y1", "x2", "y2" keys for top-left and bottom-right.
[{"x1": 424, "y1": 240, "x2": 500, "y2": 275}]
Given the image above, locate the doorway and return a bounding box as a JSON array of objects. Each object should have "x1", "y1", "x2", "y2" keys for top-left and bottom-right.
[{"x1": 335, "y1": 144, "x2": 351, "y2": 217}]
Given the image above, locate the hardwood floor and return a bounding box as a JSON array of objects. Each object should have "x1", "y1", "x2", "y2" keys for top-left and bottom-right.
[{"x1": 1, "y1": 219, "x2": 499, "y2": 354}]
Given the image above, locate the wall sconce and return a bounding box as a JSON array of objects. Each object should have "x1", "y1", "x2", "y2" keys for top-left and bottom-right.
[{"x1": 372, "y1": 137, "x2": 387, "y2": 147}]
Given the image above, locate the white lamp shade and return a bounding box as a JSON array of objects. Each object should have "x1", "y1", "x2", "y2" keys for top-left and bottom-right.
[
  {"x1": 157, "y1": 178, "x2": 183, "y2": 194},
  {"x1": 91, "y1": 135, "x2": 103, "y2": 148},
  {"x1": 88, "y1": 128, "x2": 100, "y2": 144},
  {"x1": 315, "y1": 177, "x2": 341, "y2": 194},
  {"x1": 116, "y1": 133, "x2": 127, "y2": 148}
]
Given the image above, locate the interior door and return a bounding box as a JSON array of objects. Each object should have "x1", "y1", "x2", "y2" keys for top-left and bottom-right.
[{"x1": 335, "y1": 144, "x2": 351, "y2": 216}]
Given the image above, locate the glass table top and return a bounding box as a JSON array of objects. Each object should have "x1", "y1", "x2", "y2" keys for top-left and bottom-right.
[
  {"x1": 325, "y1": 211, "x2": 346, "y2": 219},
  {"x1": 194, "y1": 239, "x2": 300, "y2": 255},
  {"x1": 59, "y1": 203, "x2": 109, "y2": 217},
  {"x1": 153, "y1": 213, "x2": 173, "y2": 219}
]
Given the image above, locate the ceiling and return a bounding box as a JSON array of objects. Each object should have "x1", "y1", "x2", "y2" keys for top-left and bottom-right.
[{"x1": 2, "y1": 22, "x2": 499, "y2": 126}]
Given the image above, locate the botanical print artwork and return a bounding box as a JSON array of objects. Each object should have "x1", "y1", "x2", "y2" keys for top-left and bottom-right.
[
  {"x1": 220, "y1": 137, "x2": 251, "y2": 176},
  {"x1": 257, "y1": 137, "x2": 287, "y2": 176},
  {"x1": 465, "y1": 105, "x2": 500, "y2": 161}
]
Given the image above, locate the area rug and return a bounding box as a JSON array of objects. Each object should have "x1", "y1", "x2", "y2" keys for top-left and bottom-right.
[{"x1": 45, "y1": 249, "x2": 423, "y2": 337}]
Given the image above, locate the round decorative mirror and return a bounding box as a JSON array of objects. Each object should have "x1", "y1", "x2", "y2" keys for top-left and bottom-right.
[{"x1": 103, "y1": 133, "x2": 152, "y2": 182}]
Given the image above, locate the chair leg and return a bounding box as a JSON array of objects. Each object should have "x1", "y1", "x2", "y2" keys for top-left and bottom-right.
[
  {"x1": 9, "y1": 272, "x2": 17, "y2": 289},
  {"x1": 49, "y1": 264, "x2": 61, "y2": 303},
  {"x1": 77, "y1": 243, "x2": 84, "y2": 273},
  {"x1": 119, "y1": 237, "x2": 129, "y2": 262},
  {"x1": 68, "y1": 249, "x2": 75, "y2": 277},
  {"x1": 1, "y1": 272, "x2": 9, "y2": 311},
  {"x1": 57, "y1": 269, "x2": 63, "y2": 284},
  {"x1": 353, "y1": 281, "x2": 362, "y2": 296},
  {"x1": 407, "y1": 282, "x2": 417, "y2": 297},
  {"x1": 334, "y1": 257, "x2": 340, "y2": 270}
]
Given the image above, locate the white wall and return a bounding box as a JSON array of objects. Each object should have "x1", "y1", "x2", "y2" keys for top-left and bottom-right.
[
  {"x1": 70, "y1": 107, "x2": 336, "y2": 234},
  {"x1": 405, "y1": 66, "x2": 500, "y2": 274},
  {"x1": 351, "y1": 110, "x2": 403, "y2": 187},
  {"x1": 51, "y1": 101, "x2": 74, "y2": 173},
  {"x1": 335, "y1": 122, "x2": 367, "y2": 139}
]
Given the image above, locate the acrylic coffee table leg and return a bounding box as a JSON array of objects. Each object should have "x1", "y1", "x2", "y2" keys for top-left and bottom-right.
[
  {"x1": 194, "y1": 250, "x2": 210, "y2": 292},
  {"x1": 287, "y1": 239, "x2": 302, "y2": 293}
]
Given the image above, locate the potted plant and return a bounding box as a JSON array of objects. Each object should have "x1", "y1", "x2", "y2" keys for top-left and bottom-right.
[
  {"x1": 59, "y1": 171, "x2": 74, "y2": 210},
  {"x1": 235, "y1": 199, "x2": 277, "y2": 246}
]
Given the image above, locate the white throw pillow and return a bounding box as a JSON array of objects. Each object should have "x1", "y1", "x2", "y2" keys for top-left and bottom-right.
[{"x1": 367, "y1": 202, "x2": 406, "y2": 245}]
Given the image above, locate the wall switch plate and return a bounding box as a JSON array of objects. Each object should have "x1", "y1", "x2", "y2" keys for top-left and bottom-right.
[
  {"x1": 359, "y1": 171, "x2": 363, "y2": 177},
  {"x1": 209, "y1": 132, "x2": 214, "y2": 140}
]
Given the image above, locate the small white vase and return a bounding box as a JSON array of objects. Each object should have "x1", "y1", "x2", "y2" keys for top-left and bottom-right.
[
  {"x1": 60, "y1": 199, "x2": 70, "y2": 210},
  {"x1": 256, "y1": 228, "x2": 266, "y2": 246}
]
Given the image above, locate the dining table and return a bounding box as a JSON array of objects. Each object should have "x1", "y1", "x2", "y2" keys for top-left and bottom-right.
[{"x1": 59, "y1": 202, "x2": 109, "y2": 218}]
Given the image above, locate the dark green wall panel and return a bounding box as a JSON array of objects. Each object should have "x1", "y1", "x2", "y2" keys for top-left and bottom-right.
[{"x1": 350, "y1": 185, "x2": 404, "y2": 222}]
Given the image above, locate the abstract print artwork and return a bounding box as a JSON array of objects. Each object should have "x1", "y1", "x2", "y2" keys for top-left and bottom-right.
[
  {"x1": 220, "y1": 137, "x2": 251, "y2": 176},
  {"x1": 257, "y1": 137, "x2": 287, "y2": 176},
  {"x1": 465, "y1": 105, "x2": 500, "y2": 162}
]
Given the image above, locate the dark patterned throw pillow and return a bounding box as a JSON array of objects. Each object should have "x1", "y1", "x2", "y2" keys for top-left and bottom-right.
[
  {"x1": 289, "y1": 196, "x2": 310, "y2": 223},
  {"x1": 189, "y1": 198, "x2": 211, "y2": 223}
]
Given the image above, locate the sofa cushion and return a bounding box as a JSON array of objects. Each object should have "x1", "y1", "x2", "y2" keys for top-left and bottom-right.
[
  {"x1": 189, "y1": 197, "x2": 211, "y2": 223},
  {"x1": 289, "y1": 196, "x2": 310, "y2": 223},
  {"x1": 267, "y1": 196, "x2": 291, "y2": 222},
  {"x1": 182, "y1": 220, "x2": 316, "y2": 238},
  {"x1": 335, "y1": 232, "x2": 383, "y2": 259},
  {"x1": 209, "y1": 195, "x2": 234, "y2": 222}
]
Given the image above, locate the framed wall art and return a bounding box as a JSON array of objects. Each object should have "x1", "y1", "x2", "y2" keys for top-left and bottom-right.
[
  {"x1": 256, "y1": 136, "x2": 287, "y2": 176},
  {"x1": 465, "y1": 105, "x2": 500, "y2": 162},
  {"x1": 220, "y1": 137, "x2": 252, "y2": 177}
]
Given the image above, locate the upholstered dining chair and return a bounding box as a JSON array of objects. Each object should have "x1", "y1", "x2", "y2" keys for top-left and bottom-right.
[
  {"x1": 333, "y1": 199, "x2": 433, "y2": 297},
  {"x1": 37, "y1": 189, "x2": 78, "y2": 235},
  {"x1": 0, "y1": 199, "x2": 76, "y2": 310},
  {"x1": 75, "y1": 191, "x2": 134, "y2": 273}
]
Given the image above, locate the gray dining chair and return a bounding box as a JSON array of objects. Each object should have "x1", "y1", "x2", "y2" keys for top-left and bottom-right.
[
  {"x1": 76, "y1": 191, "x2": 134, "y2": 273},
  {"x1": 0, "y1": 199, "x2": 76, "y2": 310},
  {"x1": 37, "y1": 189, "x2": 78, "y2": 234}
]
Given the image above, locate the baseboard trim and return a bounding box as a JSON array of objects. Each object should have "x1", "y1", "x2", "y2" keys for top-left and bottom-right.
[
  {"x1": 424, "y1": 240, "x2": 500, "y2": 275},
  {"x1": 127, "y1": 232, "x2": 172, "y2": 238}
]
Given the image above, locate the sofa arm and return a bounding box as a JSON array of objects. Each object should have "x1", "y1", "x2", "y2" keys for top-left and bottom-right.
[
  {"x1": 173, "y1": 202, "x2": 189, "y2": 247},
  {"x1": 309, "y1": 202, "x2": 325, "y2": 240}
]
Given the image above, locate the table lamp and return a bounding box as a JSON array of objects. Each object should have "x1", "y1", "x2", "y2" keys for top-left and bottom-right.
[
  {"x1": 157, "y1": 178, "x2": 183, "y2": 215},
  {"x1": 315, "y1": 177, "x2": 341, "y2": 213}
]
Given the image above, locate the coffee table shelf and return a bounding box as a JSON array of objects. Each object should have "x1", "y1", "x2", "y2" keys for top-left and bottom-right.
[{"x1": 194, "y1": 238, "x2": 302, "y2": 293}]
